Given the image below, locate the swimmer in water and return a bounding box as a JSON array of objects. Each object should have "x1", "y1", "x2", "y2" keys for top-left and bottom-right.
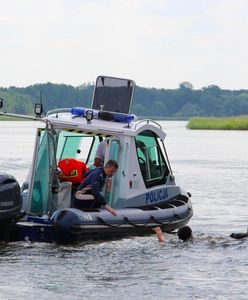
[
  {"x1": 153, "y1": 225, "x2": 193, "y2": 243},
  {"x1": 177, "y1": 225, "x2": 193, "y2": 242},
  {"x1": 230, "y1": 228, "x2": 248, "y2": 240}
]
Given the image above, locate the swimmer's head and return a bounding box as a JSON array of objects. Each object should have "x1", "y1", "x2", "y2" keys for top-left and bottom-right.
[{"x1": 177, "y1": 226, "x2": 192, "y2": 241}]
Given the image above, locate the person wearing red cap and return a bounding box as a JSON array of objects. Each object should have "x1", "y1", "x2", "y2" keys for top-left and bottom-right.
[{"x1": 58, "y1": 158, "x2": 88, "y2": 186}]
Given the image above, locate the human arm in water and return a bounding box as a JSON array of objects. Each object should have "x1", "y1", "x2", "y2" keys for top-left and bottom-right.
[
  {"x1": 152, "y1": 227, "x2": 165, "y2": 243},
  {"x1": 230, "y1": 228, "x2": 248, "y2": 239}
]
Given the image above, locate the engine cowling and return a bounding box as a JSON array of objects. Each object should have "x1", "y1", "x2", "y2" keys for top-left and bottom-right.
[{"x1": 0, "y1": 173, "x2": 22, "y2": 222}]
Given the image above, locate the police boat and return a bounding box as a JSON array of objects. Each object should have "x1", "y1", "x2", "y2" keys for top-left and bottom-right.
[{"x1": 0, "y1": 76, "x2": 193, "y2": 244}]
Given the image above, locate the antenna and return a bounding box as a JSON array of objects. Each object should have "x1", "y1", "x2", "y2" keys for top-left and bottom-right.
[{"x1": 40, "y1": 90, "x2": 43, "y2": 105}]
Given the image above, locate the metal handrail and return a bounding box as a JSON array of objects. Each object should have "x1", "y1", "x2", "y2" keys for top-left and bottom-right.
[
  {"x1": 134, "y1": 119, "x2": 162, "y2": 130},
  {"x1": 46, "y1": 108, "x2": 72, "y2": 116}
]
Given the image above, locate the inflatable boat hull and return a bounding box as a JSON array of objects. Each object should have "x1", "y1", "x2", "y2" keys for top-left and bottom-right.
[{"x1": 16, "y1": 198, "x2": 193, "y2": 244}]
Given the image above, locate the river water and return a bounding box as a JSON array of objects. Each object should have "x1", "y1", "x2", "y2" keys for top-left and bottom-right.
[{"x1": 0, "y1": 121, "x2": 247, "y2": 300}]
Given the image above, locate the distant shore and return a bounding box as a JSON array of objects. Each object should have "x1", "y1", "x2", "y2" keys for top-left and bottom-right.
[
  {"x1": 0, "y1": 115, "x2": 30, "y2": 121},
  {"x1": 2, "y1": 115, "x2": 248, "y2": 130},
  {"x1": 0, "y1": 115, "x2": 188, "y2": 122},
  {"x1": 187, "y1": 116, "x2": 248, "y2": 130}
]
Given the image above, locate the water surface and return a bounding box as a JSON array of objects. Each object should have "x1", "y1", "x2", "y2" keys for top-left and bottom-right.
[{"x1": 0, "y1": 121, "x2": 247, "y2": 299}]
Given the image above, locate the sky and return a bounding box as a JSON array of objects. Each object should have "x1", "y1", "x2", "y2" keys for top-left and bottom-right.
[{"x1": 0, "y1": 0, "x2": 248, "y2": 90}]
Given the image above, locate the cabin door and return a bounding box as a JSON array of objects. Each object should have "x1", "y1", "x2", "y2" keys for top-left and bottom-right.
[
  {"x1": 135, "y1": 130, "x2": 169, "y2": 188},
  {"x1": 104, "y1": 139, "x2": 120, "y2": 206},
  {"x1": 29, "y1": 128, "x2": 57, "y2": 215}
]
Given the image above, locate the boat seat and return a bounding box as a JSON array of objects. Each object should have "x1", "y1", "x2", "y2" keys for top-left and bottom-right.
[{"x1": 58, "y1": 181, "x2": 72, "y2": 208}]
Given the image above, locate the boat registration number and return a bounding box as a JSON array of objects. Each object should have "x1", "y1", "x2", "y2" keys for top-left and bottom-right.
[{"x1": 145, "y1": 188, "x2": 168, "y2": 204}]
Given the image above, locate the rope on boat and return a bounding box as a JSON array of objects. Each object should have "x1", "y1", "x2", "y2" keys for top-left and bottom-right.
[
  {"x1": 97, "y1": 216, "x2": 152, "y2": 228},
  {"x1": 173, "y1": 206, "x2": 192, "y2": 219},
  {"x1": 97, "y1": 217, "x2": 123, "y2": 228},
  {"x1": 149, "y1": 215, "x2": 174, "y2": 225},
  {"x1": 149, "y1": 205, "x2": 192, "y2": 225},
  {"x1": 96, "y1": 204, "x2": 192, "y2": 228},
  {"x1": 123, "y1": 216, "x2": 150, "y2": 227}
]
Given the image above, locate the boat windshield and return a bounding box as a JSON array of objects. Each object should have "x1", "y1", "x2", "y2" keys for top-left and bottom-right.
[
  {"x1": 135, "y1": 130, "x2": 169, "y2": 188},
  {"x1": 56, "y1": 131, "x2": 101, "y2": 167}
]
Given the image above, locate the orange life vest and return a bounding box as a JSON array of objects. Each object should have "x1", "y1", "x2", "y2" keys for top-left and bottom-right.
[{"x1": 58, "y1": 158, "x2": 88, "y2": 185}]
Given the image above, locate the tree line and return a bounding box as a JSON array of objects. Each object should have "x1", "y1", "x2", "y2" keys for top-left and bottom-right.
[{"x1": 1, "y1": 82, "x2": 248, "y2": 119}]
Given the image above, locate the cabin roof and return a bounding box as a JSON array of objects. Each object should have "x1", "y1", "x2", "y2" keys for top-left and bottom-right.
[{"x1": 46, "y1": 112, "x2": 166, "y2": 139}]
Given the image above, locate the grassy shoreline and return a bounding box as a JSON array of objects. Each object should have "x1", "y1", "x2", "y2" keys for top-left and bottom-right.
[
  {"x1": 0, "y1": 115, "x2": 30, "y2": 121},
  {"x1": 187, "y1": 116, "x2": 248, "y2": 130}
]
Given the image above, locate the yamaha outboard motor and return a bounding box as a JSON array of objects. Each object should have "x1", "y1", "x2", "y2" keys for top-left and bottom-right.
[{"x1": 0, "y1": 173, "x2": 22, "y2": 240}]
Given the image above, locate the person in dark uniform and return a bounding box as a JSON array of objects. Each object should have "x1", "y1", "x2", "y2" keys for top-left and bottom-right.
[{"x1": 73, "y1": 159, "x2": 118, "y2": 216}]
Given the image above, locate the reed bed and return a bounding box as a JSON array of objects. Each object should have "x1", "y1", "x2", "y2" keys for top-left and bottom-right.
[
  {"x1": 187, "y1": 116, "x2": 248, "y2": 130},
  {"x1": 0, "y1": 115, "x2": 26, "y2": 121}
]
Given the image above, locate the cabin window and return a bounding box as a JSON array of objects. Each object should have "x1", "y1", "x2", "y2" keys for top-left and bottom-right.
[
  {"x1": 57, "y1": 131, "x2": 93, "y2": 162},
  {"x1": 56, "y1": 131, "x2": 102, "y2": 167},
  {"x1": 135, "y1": 130, "x2": 169, "y2": 188},
  {"x1": 109, "y1": 139, "x2": 120, "y2": 161}
]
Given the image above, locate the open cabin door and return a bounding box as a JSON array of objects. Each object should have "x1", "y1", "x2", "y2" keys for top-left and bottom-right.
[
  {"x1": 28, "y1": 127, "x2": 57, "y2": 215},
  {"x1": 91, "y1": 76, "x2": 135, "y2": 114}
]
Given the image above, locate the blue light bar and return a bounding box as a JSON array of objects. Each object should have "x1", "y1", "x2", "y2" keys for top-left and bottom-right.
[{"x1": 71, "y1": 107, "x2": 136, "y2": 123}]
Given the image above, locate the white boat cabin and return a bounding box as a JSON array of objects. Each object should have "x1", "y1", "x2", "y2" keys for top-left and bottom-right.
[{"x1": 22, "y1": 76, "x2": 179, "y2": 216}]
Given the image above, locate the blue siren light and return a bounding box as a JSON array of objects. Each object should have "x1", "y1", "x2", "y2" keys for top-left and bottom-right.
[
  {"x1": 113, "y1": 113, "x2": 136, "y2": 123},
  {"x1": 71, "y1": 107, "x2": 136, "y2": 123},
  {"x1": 71, "y1": 107, "x2": 86, "y2": 117}
]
